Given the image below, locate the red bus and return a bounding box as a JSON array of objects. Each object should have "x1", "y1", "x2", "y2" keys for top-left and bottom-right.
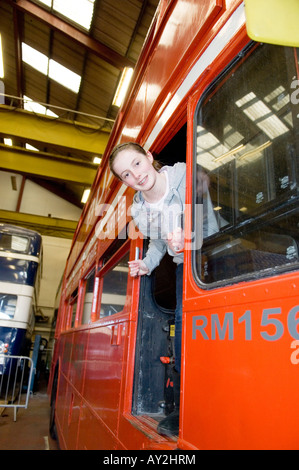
[{"x1": 48, "y1": 0, "x2": 299, "y2": 450}]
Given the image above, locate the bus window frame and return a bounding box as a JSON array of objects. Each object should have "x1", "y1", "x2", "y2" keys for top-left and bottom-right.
[
  {"x1": 191, "y1": 41, "x2": 299, "y2": 290},
  {"x1": 0, "y1": 233, "x2": 30, "y2": 254},
  {"x1": 61, "y1": 238, "x2": 132, "y2": 330},
  {"x1": 80, "y1": 266, "x2": 97, "y2": 325},
  {"x1": 64, "y1": 302, "x2": 72, "y2": 331},
  {"x1": 74, "y1": 280, "x2": 85, "y2": 328},
  {"x1": 65, "y1": 287, "x2": 79, "y2": 330},
  {"x1": 96, "y1": 239, "x2": 131, "y2": 320}
]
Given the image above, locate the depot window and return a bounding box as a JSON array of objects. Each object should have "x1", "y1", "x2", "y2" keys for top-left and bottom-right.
[{"x1": 193, "y1": 43, "x2": 299, "y2": 287}]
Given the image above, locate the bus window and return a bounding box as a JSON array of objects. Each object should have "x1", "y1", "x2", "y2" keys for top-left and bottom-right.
[
  {"x1": 0, "y1": 234, "x2": 29, "y2": 253},
  {"x1": 81, "y1": 269, "x2": 95, "y2": 325},
  {"x1": 100, "y1": 252, "x2": 129, "y2": 317},
  {"x1": 0, "y1": 294, "x2": 17, "y2": 320},
  {"x1": 193, "y1": 43, "x2": 299, "y2": 286}
]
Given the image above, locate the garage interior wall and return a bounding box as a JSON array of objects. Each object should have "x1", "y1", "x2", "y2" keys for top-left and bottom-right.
[{"x1": 0, "y1": 169, "x2": 81, "y2": 361}]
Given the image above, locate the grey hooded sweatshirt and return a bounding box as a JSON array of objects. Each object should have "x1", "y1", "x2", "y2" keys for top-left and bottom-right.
[{"x1": 131, "y1": 162, "x2": 186, "y2": 275}]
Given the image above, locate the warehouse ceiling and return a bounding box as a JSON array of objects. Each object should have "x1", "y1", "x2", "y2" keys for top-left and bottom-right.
[{"x1": 0, "y1": 0, "x2": 159, "y2": 237}]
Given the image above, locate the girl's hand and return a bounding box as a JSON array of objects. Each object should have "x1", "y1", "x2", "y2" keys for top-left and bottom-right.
[
  {"x1": 167, "y1": 227, "x2": 184, "y2": 253},
  {"x1": 128, "y1": 259, "x2": 149, "y2": 277}
]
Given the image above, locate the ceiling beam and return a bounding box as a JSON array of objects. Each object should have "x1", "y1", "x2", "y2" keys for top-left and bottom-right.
[
  {"x1": 0, "y1": 144, "x2": 97, "y2": 185},
  {"x1": 0, "y1": 209, "x2": 77, "y2": 239},
  {"x1": 0, "y1": 105, "x2": 110, "y2": 155},
  {"x1": 10, "y1": 0, "x2": 135, "y2": 70},
  {"x1": 12, "y1": 6, "x2": 24, "y2": 98}
]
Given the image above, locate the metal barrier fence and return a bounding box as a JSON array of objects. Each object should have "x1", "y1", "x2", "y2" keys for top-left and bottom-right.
[{"x1": 0, "y1": 355, "x2": 35, "y2": 421}]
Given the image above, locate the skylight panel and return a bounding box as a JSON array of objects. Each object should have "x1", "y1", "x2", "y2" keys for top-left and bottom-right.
[
  {"x1": 37, "y1": 0, "x2": 51, "y2": 6},
  {"x1": 24, "y1": 96, "x2": 58, "y2": 117},
  {"x1": 37, "y1": 0, "x2": 95, "y2": 30},
  {"x1": 22, "y1": 43, "x2": 81, "y2": 93},
  {"x1": 236, "y1": 92, "x2": 289, "y2": 140},
  {"x1": 49, "y1": 59, "x2": 81, "y2": 93},
  {"x1": 22, "y1": 43, "x2": 48, "y2": 74}
]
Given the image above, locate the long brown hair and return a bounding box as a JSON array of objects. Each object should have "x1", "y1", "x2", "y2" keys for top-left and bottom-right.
[{"x1": 108, "y1": 142, "x2": 161, "y2": 179}]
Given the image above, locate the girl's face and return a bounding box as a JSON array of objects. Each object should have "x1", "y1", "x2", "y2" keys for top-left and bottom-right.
[{"x1": 112, "y1": 149, "x2": 158, "y2": 192}]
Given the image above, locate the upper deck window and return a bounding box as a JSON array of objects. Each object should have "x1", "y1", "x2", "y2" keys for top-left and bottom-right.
[
  {"x1": 0, "y1": 294, "x2": 17, "y2": 320},
  {"x1": 0, "y1": 234, "x2": 29, "y2": 253},
  {"x1": 193, "y1": 43, "x2": 299, "y2": 286}
]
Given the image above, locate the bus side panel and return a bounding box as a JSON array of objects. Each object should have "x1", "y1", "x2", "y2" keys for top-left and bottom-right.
[
  {"x1": 182, "y1": 274, "x2": 299, "y2": 450},
  {"x1": 121, "y1": 0, "x2": 226, "y2": 142},
  {"x1": 55, "y1": 333, "x2": 73, "y2": 448},
  {"x1": 55, "y1": 369, "x2": 68, "y2": 449},
  {"x1": 77, "y1": 401, "x2": 119, "y2": 450},
  {"x1": 82, "y1": 321, "x2": 128, "y2": 447},
  {"x1": 59, "y1": 382, "x2": 81, "y2": 450},
  {"x1": 68, "y1": 329, "x2": 89, "y2": 395},
  {"x1": 60, "y1": 333, "x2": 73, "y2": 381},
  {"x1": 55, "y1": 330, "x2": 89, "y2": 449}
]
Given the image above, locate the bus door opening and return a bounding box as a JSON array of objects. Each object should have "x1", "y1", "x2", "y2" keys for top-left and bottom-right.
[{"x1": 132, "y1": 124, "x2": 187, "y2": 423}]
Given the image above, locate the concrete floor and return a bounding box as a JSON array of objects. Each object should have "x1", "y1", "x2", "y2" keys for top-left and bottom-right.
[{"x1": 0, "y1": 386, "x2": 59, "y2": 450}]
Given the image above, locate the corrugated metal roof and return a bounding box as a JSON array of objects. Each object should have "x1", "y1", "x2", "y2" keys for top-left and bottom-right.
[{"x1": 0, "y1": 0, "x2": 160, "y2": 210}]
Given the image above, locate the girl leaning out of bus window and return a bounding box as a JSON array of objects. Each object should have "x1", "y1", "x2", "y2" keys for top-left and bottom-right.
[{"x1": 109, "y1": 142, "x2": 186, "y2": 437}]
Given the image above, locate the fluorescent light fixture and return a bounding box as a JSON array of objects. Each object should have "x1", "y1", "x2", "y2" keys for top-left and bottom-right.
[
  {"x1": 22, "y1": 43, "x2": 81, "y2": 93},
  {"x1": 237, "y1": 140, "x2": 272, "y2": 161},
  {"x1": 113, "y1": 67, "x2": 134, "y2": 107},
  {"x1": 0, "y1": 35, "x2": 4, "y2": 79},
  {"x1": 93, "y1": 156, "x2": 102, "y2": 164},
  {"x1": 4, "y1": 138, "x2": 12, "y2": 146},
  {"x1": 81, "y1": 188, "x2": 90, "y2": 203},
  {"x1": 37, "y1": 0, "x2": 95, "y2": 30},
  {"x1": 214, "y1": 144, "x2": 245, "y2": 162}
]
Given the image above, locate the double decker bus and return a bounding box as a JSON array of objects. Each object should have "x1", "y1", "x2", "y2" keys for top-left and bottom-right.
[
  {"x1": 0, "y1": 224, "x2": 42, "y2": 362},
  {"x1": 48, "y1": 0, "x2": 299, "y2": 450}
]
